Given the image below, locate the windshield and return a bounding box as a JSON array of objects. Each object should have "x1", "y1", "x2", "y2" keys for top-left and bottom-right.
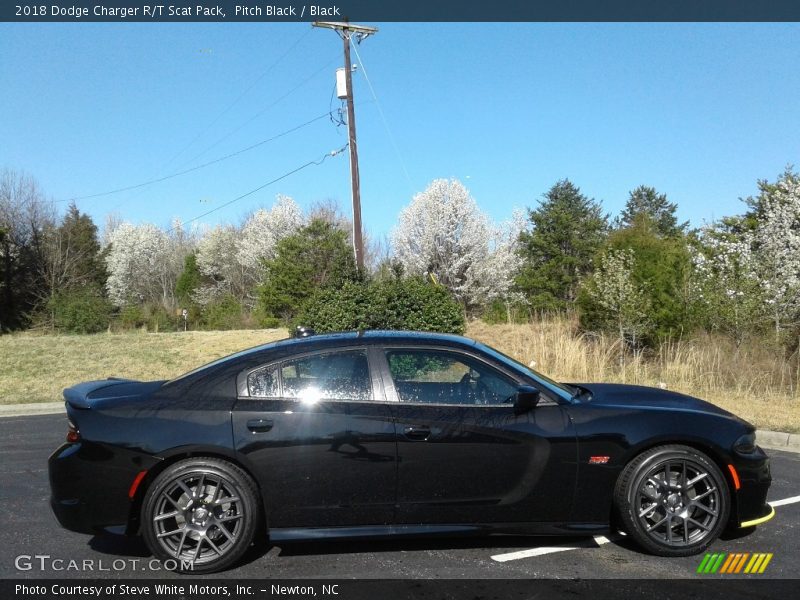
[{"x1": 475, "y1": 342, "x2": 577, "y2": 401}]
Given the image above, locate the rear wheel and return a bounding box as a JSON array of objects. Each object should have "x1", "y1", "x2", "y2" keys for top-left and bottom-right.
[
  {"x1": 614, "y1": 445, "x2": 730, "y2": 556},
  {"x1": 141, "y1": 458, "x2": 260, "y2": 573}
]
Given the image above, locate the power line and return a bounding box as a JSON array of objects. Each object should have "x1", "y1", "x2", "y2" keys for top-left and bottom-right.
[
  {"x1": 167, "y1": 144, "x2": 348, "y2": 233},
  {"x1": 175, "y1": 56, "x2": 340, "y2": 171},
  {"x1": 100, "y1": 30, "x2": 322, "y2": 216},
  {"x1": 57, "y1": 110, "x2": 334, "y2": 203},
  {"x1": 329, "y1": 82, "x2": 346, "y2": 129},
  {"x1": 158, "y1": 28, "x2": 313, "y2": 173},
  {"x1": 101, "y1": 61, "x2": 338, "y2": 216},
  {"x1": 350, "y1": 41, "x2": 414, "y2": 193}
]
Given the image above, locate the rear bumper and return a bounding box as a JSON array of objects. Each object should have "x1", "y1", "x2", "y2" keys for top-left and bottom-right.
[{"x1": 48, "y1": 442, "x2": 151, "y2": 535}]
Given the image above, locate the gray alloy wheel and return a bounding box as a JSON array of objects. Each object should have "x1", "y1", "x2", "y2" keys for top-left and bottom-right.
[
  {"x1": 141, "y1": 458, "x2": 260, "y2": 573},
  {"x1": 614, "y1": 445, "x2": 730, "y2": 557}
]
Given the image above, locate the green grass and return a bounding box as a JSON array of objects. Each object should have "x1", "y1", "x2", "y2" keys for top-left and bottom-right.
[{"x1": 0, "y1": 329, "x2": 287, "y2": 405}]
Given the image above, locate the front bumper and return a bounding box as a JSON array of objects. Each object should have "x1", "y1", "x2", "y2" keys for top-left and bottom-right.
[
  {"x1": 731, "y1": 446, "x2": 773, "y2": 528},
  {"x1": 740, "y1": 504, "x2": 775, "y2": 528}
]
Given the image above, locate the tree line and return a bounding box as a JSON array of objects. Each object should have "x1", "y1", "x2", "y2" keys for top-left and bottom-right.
[{"x1": 2, "y1": 166, "x2": 799, "y2": 354}]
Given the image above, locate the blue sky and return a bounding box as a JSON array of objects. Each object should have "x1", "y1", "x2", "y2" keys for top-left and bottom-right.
[{"x1": 2, "y1": 22, "x2": 799, "y2": 239}]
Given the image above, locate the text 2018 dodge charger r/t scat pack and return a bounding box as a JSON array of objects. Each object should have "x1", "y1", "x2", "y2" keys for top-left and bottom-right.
[{"x1": 49, "y1": 330, "x2": 773, "y2": 573}]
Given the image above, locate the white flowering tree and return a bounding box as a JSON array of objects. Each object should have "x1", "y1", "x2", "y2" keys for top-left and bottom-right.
[
  {"x1": 749, "y1": 171, "x2": 800, "y2": 337},
  {"x1": 391, "y1": 179, "x2": 523, "y2": 310},
  {"x1": 583, "y1": 248, "x2": 651, "y2": 353},
  {"x1": 692, "y1": 219, "x2": 764, "y2": 346},
  {"x1": 467, "y1": 208, "x2": 527, "y2": 307},
  {"x1": 195, "y1": 195, "x2": 304, "y2": 308},
  {"x1": 235, "y1": 195, "x2": 304, "y2": 292},
  {"x1": 106, "y1": 223, "x2": 175, "y2": 307},
  {"x1": 194, "y1": 224, "x2": 243, "y2": 305}
]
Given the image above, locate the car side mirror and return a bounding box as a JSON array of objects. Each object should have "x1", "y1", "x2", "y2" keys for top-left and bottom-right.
[{"x1": 513, "y1": 386, "x2": 540, "y2": 415}]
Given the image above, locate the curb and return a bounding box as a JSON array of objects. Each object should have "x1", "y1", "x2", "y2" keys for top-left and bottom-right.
[
  {"x1": 0, "y1": 402, "x2": 65, "y2": 418},
  {"x1": 756, "y1": 429, "x2": 800, "y2": 453},
  {"x1": 0, "y1": 403, "x2": 798, "y2": 453}
]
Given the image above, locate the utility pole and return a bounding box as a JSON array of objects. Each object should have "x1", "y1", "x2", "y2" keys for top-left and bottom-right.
[{"x1": 312, "y1": 21, "x2": 377, "y2": 271}]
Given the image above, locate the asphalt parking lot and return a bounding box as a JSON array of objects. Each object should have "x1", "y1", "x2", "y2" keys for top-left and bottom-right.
[{"x1": 1, "y1": 414, "x2": 797, "y2": 580}]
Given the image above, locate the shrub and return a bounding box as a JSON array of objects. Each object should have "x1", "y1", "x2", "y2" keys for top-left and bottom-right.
[
  {"x1": 119, "y1": 304, "x2": 176, "y2": 332},
  {"x1": 299, "y1": 277, "x2": 465, "y2": 334},
  {"x1": 298, "y1": 280, "x2": 377, "y2": 332},
  {"x1": 377, "y1": 277, "x2": 465, "y2": 334},
  {"x1": 201, "y1": 295, "x2": 244, "y2": 330},
  {"x1": 118, "y1": 304, "x2": 145, "y2": 329},
  {"x1": 49, "y1": 288, "x2": 113, "y2": 334},
  {"x1": 144, "y1": 305, "x2": 175, "y2": 332}
]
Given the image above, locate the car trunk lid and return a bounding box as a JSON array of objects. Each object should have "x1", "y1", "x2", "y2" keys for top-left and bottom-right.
[{"x1": 64, "y1": 379, "x2": 165, "y2": 410}]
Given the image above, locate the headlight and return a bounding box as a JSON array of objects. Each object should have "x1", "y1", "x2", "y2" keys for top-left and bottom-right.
[{"x1": 734, "y1": 432, "x2": 756, "y2": 454}]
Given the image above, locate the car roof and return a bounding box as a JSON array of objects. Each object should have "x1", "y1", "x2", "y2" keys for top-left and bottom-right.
[
  {"x1": 166, "y1": 330, "x2": 479, "y2": 386},
  {"x1": 245, "y1": 329, "x2": 478, "y2": 355}
]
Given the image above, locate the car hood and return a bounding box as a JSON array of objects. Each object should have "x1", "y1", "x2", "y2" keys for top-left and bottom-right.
[
  {"x1": 64, "y1": 378, "x2": 165, "y2": 410},
  {"x1": 574, "y1": 383, "x2": 739, "y2": 420}
]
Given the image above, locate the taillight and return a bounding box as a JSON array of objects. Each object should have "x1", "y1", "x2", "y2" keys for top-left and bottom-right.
[{"x1": 66, "y1": 419, "x2": 81, "y2": 443}]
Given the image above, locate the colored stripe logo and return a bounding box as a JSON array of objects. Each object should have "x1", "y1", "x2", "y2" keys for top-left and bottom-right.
[{"x1": 696, "y1": 552, "x2": 773, "y2": 574}]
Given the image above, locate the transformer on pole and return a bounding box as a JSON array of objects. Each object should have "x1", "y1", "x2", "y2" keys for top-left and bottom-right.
[{"x1": 312, "y1": 21, "x2": 378, "y2": 271}]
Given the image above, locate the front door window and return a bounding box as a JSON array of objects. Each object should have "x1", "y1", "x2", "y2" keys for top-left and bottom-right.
[{"x1": 385, "y1": 349, "x2": 517, "y2": 405}]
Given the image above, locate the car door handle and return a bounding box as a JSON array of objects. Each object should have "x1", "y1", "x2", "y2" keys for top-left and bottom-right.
[
  {"x1": 403, "y1": 426, "x2": 431, "y2": 441},
  {"x1": 247, "y1": 419, "x2": 274, "y2": 433}
]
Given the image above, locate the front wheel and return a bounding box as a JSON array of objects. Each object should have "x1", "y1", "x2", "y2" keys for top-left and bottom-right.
[
  {"x1": 141, "y1": 458, "x2": 260, "y2": 573},
  {"x1": 614, "y1": 445, "x2": 730, "y2": 556}
]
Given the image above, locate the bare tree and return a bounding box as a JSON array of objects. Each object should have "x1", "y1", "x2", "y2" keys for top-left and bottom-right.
[{"x1": 0, "y1": 169, "x2": 56, "y2": 330}]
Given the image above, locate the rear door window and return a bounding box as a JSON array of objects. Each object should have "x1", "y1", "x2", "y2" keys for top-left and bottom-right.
[{"x1": 281, "y1": 350, "x2": 372, "y2": 401}]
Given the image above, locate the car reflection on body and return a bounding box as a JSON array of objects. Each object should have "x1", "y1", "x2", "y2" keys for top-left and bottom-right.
[{"x1": 49, "y1": 330, "x2": 773, "y2": 573}]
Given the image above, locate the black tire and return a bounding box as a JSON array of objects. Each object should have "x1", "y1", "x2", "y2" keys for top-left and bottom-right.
[
  {"x1": 614, "y1": 444, "x2": 730, "y2": 557},
  {"x1": 141, "y1": 457, "x2": 260, "y2": 574}
]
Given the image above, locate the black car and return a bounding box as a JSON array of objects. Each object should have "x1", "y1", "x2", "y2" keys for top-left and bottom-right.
[{"x1": 49, "y1": 330, "x2": 773, "y2": 573}]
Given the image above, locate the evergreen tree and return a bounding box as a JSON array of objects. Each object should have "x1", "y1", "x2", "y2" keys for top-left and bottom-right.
[
  {"x1": 41, "y1": 203, "x2": 112, "y2": 332},
  {"x1": 516, "y1": 179, "x2": 607, "y2": 311},
  {"x1": 57, "y1": 203, "x2": 107, "y2": 287},
  {"x1": 580, "y1": 215, "x2": 694, "y2": 342},
  {"x1": 618, "y1": 185, "x2": 687, "y2": 237},
  {"x1": 175, "y1": 253, "x2": 202, "y2": 306},
  {"x1": 258, "y1": 219, "x2": 359, "y2": 324}
]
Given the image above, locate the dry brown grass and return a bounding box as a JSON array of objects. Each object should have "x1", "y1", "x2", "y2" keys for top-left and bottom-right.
[
  {"x1": 466, "y1": 320, "x2": 800, "y2": 433},
  {"x1": 1, "y1": 321, "x2": 798, "y2": 432}
]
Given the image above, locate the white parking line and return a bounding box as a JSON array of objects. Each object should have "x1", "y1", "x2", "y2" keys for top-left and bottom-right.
[
  {"x1": 770, "y1": 494, "x2": 800, "y2": 507},
  {"x1": 491, "y1": 545, "x2": 581, "y2": 562},
  {"x1": 490, "y1": 494, "x2": 799, "y2": 563},
  {"x1": 491, "y1": 535, "x2": 619, "y2": 562}
]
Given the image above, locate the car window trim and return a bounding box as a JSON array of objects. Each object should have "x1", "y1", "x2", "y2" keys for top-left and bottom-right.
[{"x1": 237, "y1": 346, "x2": 382, "y2": 403}]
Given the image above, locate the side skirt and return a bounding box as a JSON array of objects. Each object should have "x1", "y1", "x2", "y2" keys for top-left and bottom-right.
[{"x1": 268, "y1": 522, "x2": 610, "y2": 542}]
